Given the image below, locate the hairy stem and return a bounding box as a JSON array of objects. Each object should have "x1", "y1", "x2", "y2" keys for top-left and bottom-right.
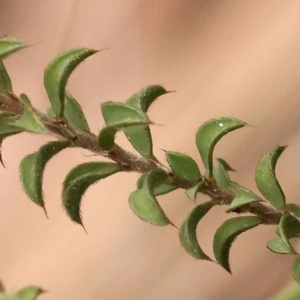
[{"x1": 0, "y1": 92, "x2": 282, "y2": 225}]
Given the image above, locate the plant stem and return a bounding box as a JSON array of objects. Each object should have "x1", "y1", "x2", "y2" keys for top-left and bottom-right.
[{"x1": 0, "y1": 92, "x2": 282, "y2": 225}]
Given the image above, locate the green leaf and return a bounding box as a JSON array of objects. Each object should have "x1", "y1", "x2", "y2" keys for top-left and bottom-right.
[
  {"x1": 255, "y1": 146, "x2": 286, "y2": 210},
  {"x1": 196, "y1": 118, "x2": 246, "y2": 178},
  {"x1": 267, "y1": 236, "x2": 294, "y2": 254},
  {"x1": 227, "y1": 197, "x2": 259, "y2": 212},
  {"x1": 179, "y1": 201, "x2": 214, "y2": 260},
  {"x1": 213, "y1": 163, "x2": 231, "y2": 189},
  {"x1": 137, "y1": 174, "x2": 177, "y2": 196},
  {"x1": 99, "y1": 102, "x2": 149, "y2": 150},
  {"x1": 123, "y1": 85, "x2": 168, "y2": 157},
  {"x1": 278, "y1": 214, "x2": 300, "y2": 254},
  {"x1": 123, "y1": 125, "x2": 153, "y2": 157},
  {"x1": 63, "y1": 162, "x2": 120, "y2": 226},
  {"x1": 44, "y1": 48, "x2": 98, "y2": 117},
  {"x1": 166, "y1": 151, "x2": 201, "y2": 181},
  {"x1": 0, "y1": 62, "x2": 12, "y2": 92},
  {"x1": 287, "y1": 204, "x2": 300, "y2": 218},
  {"x1": 213, "y1": 216, "x2": 261, "y2": 273},
  {"x1": 216, "y1": 158, "x2": 235, "y2": 171},
  {"x1": 64, "y1": 92, "x2": 89, "y2": 131},
  {"x1": 129, "y1": 170, "x2": 171, "y2": 226},
  {"x1": 126, "y1": 85, "x2": 168, "y2": 112},
  {"x1": 228, "y1": 182, "x2": 260, "y2": 201},
  {"x1": 12, "y1": 94, "x2": 45, "y2": 133},
  {"x1": 16, "y1": 286, "x2": 43, "y2": 300},
  {"x1": 185, "y1": 182, "x2": 203, "y2": 201},
  {"x1": 20, "y1": 140, "x2": 72, "y2": 214},
  {"x1": 0, "y1": 37, "x2": 25, "y2": 60},
  {"x1": 293, "y1": 256, "x2": 300, "y2": 285}
]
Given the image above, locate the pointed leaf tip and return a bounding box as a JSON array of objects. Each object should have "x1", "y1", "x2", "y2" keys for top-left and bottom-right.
[
  {"x1": 0, "y1": 37, "x2": 25, "y2": 60},
  {"x1": 196, "y1": 118, "x2": 245, "y2": 178},
  {"x1": 166, "y1": 151, "x2": 201, "y2": 181},
  {"x1": 179, "y1": 201, "x2": 214, "y2": 260},
  {"x1": 255, "y1": 146, "x2": 286, "y2": 210},
  {"x1": 63, "y1": 162, "x2": 120, "y2": 225},
  {"x1": 293, "y1": 256, "x2": 300, "y2": 285},
  {"x1": 20, "y1": 140, "x2": 72, "y2": 212},
  {"x1": 213, "y1": 216, "x2": 261, "y2": 273},
  {"x1": 129, "y1": 170, "x2": 171, "y2": 226},
  {"x1": 44, "y1": 47, "x2": 98, "y2": 117}
]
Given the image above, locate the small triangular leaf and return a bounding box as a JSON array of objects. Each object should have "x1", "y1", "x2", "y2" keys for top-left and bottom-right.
[
  {"x1": 166, "y1": 151, "x2": 201, "y2": 181},
  {"x1": 16, "y1": 285, "x2": 44, "y2": 300},
  {"x1": 129, "y1": 170, "x2": 171, "y2": 226},
  {"x1": 12, "y1": 94, "x2": 45, "y2": 133},
  {"x1": 185, "y1": 182, "x2": 203, "y2": 201},
  {"x1": 267, "y1": 236, "x2": 294, "y2": 254},
  {"x1": 63, "y1": 162, "x2": 120, "y2": 226},
  {"x1": 0, "y1": 62, "x2": 12, "y2": 92},
  {"x1": 213, "y1": 162, "x2": 231, "y2": 189},
  {"x1": 179, "y1": 201, "x2": 214, "y2": 260},
  {"x1": 44, "y1": 48, "x2": 98, "y2": 117},
  {"x1": 196, "y1": 118, "x2": 246, "y2": 178},
  {"x1": 255, "y1": 146, "x2": 286, "y2": 210},
  {"x1": 213, "y1": 216, "x2": 261, "y2": 273},
  {"x1": 20, "y1": 140, "x2": 72, "y2": 214},
  {"x1": 0, "y1": 37, "x2": 25, "y2": 60},
  {"x1": 216, "y1": 158, "x2": 235, "y2": 171},
  {"x1": 64, "y1": 92, "x2": 89, "y2": 131},
  {"x1": 279, "y1": 214, "x2": 300, "y2": 254}
]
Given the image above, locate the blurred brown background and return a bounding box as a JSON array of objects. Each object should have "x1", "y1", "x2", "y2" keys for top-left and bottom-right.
[{"x1": 1, "y1": 0, "x2": 300, "y2": 299}]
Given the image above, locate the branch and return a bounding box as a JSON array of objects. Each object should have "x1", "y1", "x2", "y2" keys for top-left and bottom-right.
[{"x1": 0, "y1": 92, "x2": 282, "y2": 225}]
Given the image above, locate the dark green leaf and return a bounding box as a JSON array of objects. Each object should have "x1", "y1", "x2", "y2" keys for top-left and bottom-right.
[
  {"x1": 185, "y1": 182, "x2": 203, "y2": 201},
  {"x1": 166, "y1": 151, "x2": 201, "y2": 181},
  {"x1": 227, "y1": 197, "x2": 259, "y2": 212},
  {"x1": 129, "y1": 170, "x2": 171, "y2": 226},
  {"x1": 0, "y1": 280, "x2": 5, "y2": 293},
  {"x1": 126, "y1": 85, "x2": 168, "y2": 112},
  {"x1": 255, "y1": 146, "x2": 286, "y2": 210},
  {"x1": 267, "y1": 236, "x2": 294, "y2": 254},
  {"x1": 179, "y1": 201, "x2": 214, "y2": 260},
  {"x1": 216, "y1": 158, "x2": 235, "y2": 171},
  {"x1": 16, "y1": 286, "x2": 43, "y2": 300},
  {"x1": 44, "y1": 48, "x2": 98, "y2": 117},
  {"x1": 0, "y1": 62, "x2": 12, "y2": 92},
  {"x1": 196, "y1": 118, "x2": 246, "y2": 178},
  {"x1": 64, "y1": 92, "x2": 89, "y2": 131},
  {"x1": 137, "y1": 174, "x2": 177, "y2": 196},
  {"x1": 287, "y1": 204, "x2": 300, "y2": 218},
  {"x1": 213, "y1": 216, "x2": 261, "y2": 273},
  {"x1": 12, "y1": 94, "x2": 45, "y2": 133},
  {"x1": 20, "y1": 140, "x2": 72, "y2": 214},
  {"x1": 279, "y1": 214, "x2": 300, "y2": 254},
  {"x1": 0, "y1": 37, "x2": 25, "y2": 60},
  {"x1": 293, "y1": 256, "x2": 300, "y2": 285},
  {"x1": 63, "y1": 162, "x2": 120, "y2": 226}
]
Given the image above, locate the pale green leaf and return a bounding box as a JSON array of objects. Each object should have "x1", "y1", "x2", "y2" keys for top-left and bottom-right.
[
  {"x1": 255, "y1": 146, "x2": 286, "y2": 210},
  {"x1": 0, "y1": 62, "x2": 12, "y2": 92},
  {"x1": 185, "y1": 182, "x2": 203, "y2": 201},
  {"x1": 16, "y1": 286, "x2": 43, "y2": 300},
  {"x1": 293, "y1": 256, "x2": 300, "y2": 285},
  {"x1": 227, "y1": 197, "x2": 260, "y2": 212},
  {"x1": 179, "y1": 201, "x2": 214, "y2": 260},
  {"x1": 44, "y1": 48, "x2": 98, "y2": 117},
  {"x1": 279, "y1": 214, "x2": 300, "y2": 254},
  {"x1": 166, "y1": 151, "x2": 201, "y2": 181},
  {"x1": 213, "y1": 216, "x2": 261, "y2": 273},
  {"x1": 196, "y1": 118, "x2": 245, "y2": 178},
  {"x1": 129, "y1": 170, "x2": 170, "y2": 226},
  {"x1": 267, "y1": 236, "x2": 294, "y2": 254},
  {"x1": 0, "y1": 37, "x2": 25, "y2": 60},
  {"x1": 12, "y1": 94, "x2": 45, "y2": 133}
]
